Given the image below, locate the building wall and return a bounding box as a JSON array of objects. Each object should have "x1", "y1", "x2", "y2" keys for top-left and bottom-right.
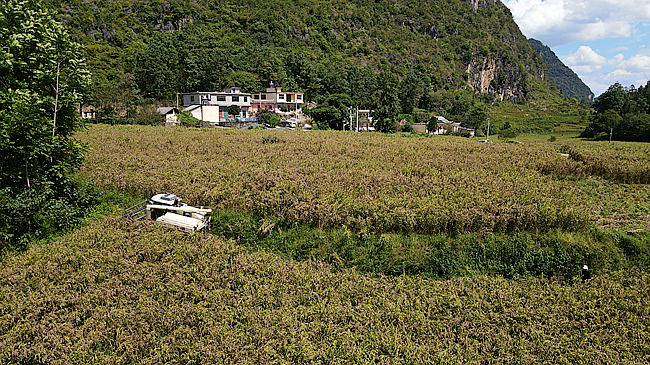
[
  {"x1": 252, "y1": 88, "x2": 304, "y2": 113},
  {"x1": 412, "y1": 123, "x2": 427, "y2": 133},
  {"x1": 187, "y1": 105, "x2": 222, "y2": 123}
]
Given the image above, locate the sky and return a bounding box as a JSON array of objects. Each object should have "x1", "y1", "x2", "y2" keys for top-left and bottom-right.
[{"x1": 502, "y1": 0, "x2": 650, "y2": 97}]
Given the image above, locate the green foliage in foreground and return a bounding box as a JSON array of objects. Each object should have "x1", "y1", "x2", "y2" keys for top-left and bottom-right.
[
  {"x1": 1, "y1": 218, "x2": 649, "y2": 363},
  {"x1": 0, "y1": 0, "x2": 96, "y2": 251},
  {"x1": 211, "y1": 211, "x2": 650, "y2": 280}
]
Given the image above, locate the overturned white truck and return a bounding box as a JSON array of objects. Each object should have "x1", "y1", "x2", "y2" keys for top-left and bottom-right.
[{"x1": 124, "y1": 193, "x2": 212, "y2": 233}]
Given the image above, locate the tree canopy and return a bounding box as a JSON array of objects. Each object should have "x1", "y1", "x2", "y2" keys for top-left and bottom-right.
[
  {"x1": 581, "y1": 81, "x2": 650, "y2": 142},
  {"x1": 308, "y1": 94, "x2": 354, "y2": 130}
]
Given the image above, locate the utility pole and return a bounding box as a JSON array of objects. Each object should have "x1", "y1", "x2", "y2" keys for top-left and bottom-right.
[
  {"x1": 349, "y1": 107, "x2": 353, "y2": 132},
  {"x1": 486, "y1": 118, "x2": 491, "y2": 141},
  {"x1": 356, "y1": 107, "x2": 359, "y2": 132}
]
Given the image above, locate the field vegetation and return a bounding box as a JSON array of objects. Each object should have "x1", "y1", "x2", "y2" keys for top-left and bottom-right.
[
  {"x1": 73, "y1": 125, "x2": 650, "y2": 279},
  {"x1": 1, "y1": 218, "x2": 649, "y2": 363},
  {"x1": 2, "y1": 124, "x2": 650, "y2": 362},
  {"x1": 78, "y1": 125, "x2": 650, "y2": 235}
]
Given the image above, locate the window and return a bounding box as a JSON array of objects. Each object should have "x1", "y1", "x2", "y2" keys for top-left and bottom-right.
[
  {"x1": 297, "y1": 94, "x2": 302, "y2": 100},
  {"x1": 253, "y1": 95, "x2": 259, "y2": 100},
  {"x1": 261, "y1": 94, "x2": 267, "y2": 100},
  {"x1": 279, "y1": 94, "x2": 285, "y2": 100},
  {"x1": 217, "y1": 96, "x2": 226, "y2": 101},
  {"x1": 190, "y1": 95, "x2": 195, "y2": 102},
  {"x1": 232, "y1": 96, "x2": 240, "y2": 102},
  {"x1": 244, "y1": 96, "x2": 248, "y2": 102}
]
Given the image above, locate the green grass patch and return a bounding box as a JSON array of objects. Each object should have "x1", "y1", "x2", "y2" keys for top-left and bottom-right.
[{"x1": 210, "y1": 210, "x2": 650, "y2": 281}]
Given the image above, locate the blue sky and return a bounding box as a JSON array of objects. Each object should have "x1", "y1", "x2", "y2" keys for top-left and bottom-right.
[{"x1": 502, "y1": 0, "x2": 650, "y2": 97}]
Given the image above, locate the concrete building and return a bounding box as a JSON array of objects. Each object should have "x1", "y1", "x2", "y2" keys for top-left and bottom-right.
[
  {"x1": 251, "y1": 83, "x2": 304, "y2": 114},
  {"x1": 182, "y1": 87, "x2": 252, "y2": 123}
]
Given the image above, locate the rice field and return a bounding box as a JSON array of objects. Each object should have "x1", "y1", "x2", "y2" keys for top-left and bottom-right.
[
  {"x1": 2, "y1": 125, "x2": 649, "y2": 363},
  {"x1": 1, "y1": 218, "x2": 648, "y2": 364},
  {"x1": 78, "y1": 125, "x2": 650, "y2": 235}
]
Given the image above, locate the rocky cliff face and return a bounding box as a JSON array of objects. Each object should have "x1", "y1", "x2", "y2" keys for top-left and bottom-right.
[
  {"x1": 467, "y1": 0, "x2": 499, "y2": 11},
  {"x1": 462, "y1": 0, "x2": 549, "y2": 102}
]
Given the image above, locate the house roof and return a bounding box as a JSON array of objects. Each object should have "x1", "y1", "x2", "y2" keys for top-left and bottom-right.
[
  {"x1": 183, "y1": 105, "x2": 201, "y2": 112},
  {"x1": 157, "y1": 107, "x2": 178, "y2": 115}
]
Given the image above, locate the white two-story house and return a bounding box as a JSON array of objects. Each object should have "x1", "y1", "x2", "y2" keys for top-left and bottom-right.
[{"x1": 182, "y1": 87, "x2": 252, "y2": 123}]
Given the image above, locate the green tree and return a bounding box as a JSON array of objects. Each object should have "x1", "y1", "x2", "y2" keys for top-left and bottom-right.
[
  {"x1": 374, "y1": 70, "x2": 400, "y2": 133},
  {"x1": 580, "y1": 110, "x2": 623, "y2": 139},
  {"x1": 135, "y1": 32, "x2": 181, "y2": 99},
  {"x1": 89, "y1": 69, "x2": 140, "y2": 123},
  {"x1": 226, "y1": 71, "x2": 261, "y2": 93},
  {"x1": 399, "y1": 72, "x2": 424, "y2": 114},
  {"x1": 307, "y1": 94, "x2": 353, "y2": 130},
  {"x1": 0, "y1": 0, "x2": 93, "y2": 249},
  {"x1": 257, "y1": 109, "x2": 281, "y2": 127},
  {"x1": 466, "y1": 102, "x2": 489, "y2": 130},
  {"x1": 227, "y1": 105, "x2": 241, "y2": 117},
  {"x1": 593, "y1": 82, "x2": 627, "y2": 114},
  {"x1": 1, "y1": 0, "x2": 90, "y2": 190}
]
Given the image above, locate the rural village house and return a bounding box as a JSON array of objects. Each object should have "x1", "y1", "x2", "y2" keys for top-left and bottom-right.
[
  {"x1": 251, "y1": 83, "x2": 304, "y2": 114},
  {"x1": 182, "y1": 87, "x2": 253, "y2": 124},
  {"x1": 430, "y1": 116, "x2": 475, "y2": 136}
]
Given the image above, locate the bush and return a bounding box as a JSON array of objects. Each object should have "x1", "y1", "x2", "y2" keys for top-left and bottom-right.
[
  {"x1": 401, "y1": 123, "x2": 414, "y2": 133},
  {"x1": 0, "y1": 178, "x2": 100, "y2": 253},
  {"x1": 262, "y1": 135, "x2": 280, "y2": 144},
  {"x1": 257, "y1": 110, "x2": 281, "y2": 128},
  {"x1": 179, "y1": 111, "x2": 208, "y2": 127},
  {"x1": 134, "y1": 106, "x2": 164, "y2": 126}
]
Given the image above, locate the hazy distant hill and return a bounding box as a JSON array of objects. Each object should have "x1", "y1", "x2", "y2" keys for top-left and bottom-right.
[{"x1": 529, "y1": 39, "x2": 594, "y2": 102}]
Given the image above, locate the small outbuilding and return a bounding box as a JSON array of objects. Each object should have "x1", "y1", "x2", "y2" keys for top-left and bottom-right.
[{"x1": 157, "y1": 106, "x2": 180, "y2": 126}]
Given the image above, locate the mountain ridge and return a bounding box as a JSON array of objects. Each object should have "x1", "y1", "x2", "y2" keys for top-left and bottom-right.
[{"x1": 529, "y1": 38, "x2": 594, "y2": 102}]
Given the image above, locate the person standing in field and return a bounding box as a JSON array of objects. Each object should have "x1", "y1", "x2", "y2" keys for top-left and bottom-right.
[{"x1": 582, "y1": 265, "x2": 591, "y2": 283}]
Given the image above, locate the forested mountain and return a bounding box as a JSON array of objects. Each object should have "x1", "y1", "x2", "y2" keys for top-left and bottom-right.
[
  {"x1": 43, "y1": 0, "x2": 560, "y2": 115},
  {"x1": 529, "y1": 38, "x2": 594, "y2": 102}
]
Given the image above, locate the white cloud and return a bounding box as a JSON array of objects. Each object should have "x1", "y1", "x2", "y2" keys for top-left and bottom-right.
[
  {"x1": 576, "y1": 21, "x2": 632, "y2": 42},
  {"x1": 563, "y1": 46, "x2": 608, "y2": 72},
  {"x1": 607, "y1": 69, "x2": 633, "y2": 78},
  {"x1": 623, "y1": 54, "x2": 650, "y2": 71},
  {"x1": 503, "y1": 0, "x2": 567, "y2": 35},
  {"x1": 568, "y1": 50, "x2": 650, "y2": 94},
  {"x1": 503, "y1": 1, "x2": 650, "y2": 96},
  {"x1": 503, "y1": 0, "x2": 650, "y2": 47}
]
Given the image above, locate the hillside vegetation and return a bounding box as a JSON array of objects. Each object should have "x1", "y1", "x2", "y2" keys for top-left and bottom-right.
[{"x1": 43, "y1": 0, "x2": 558, "y2": 107}]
